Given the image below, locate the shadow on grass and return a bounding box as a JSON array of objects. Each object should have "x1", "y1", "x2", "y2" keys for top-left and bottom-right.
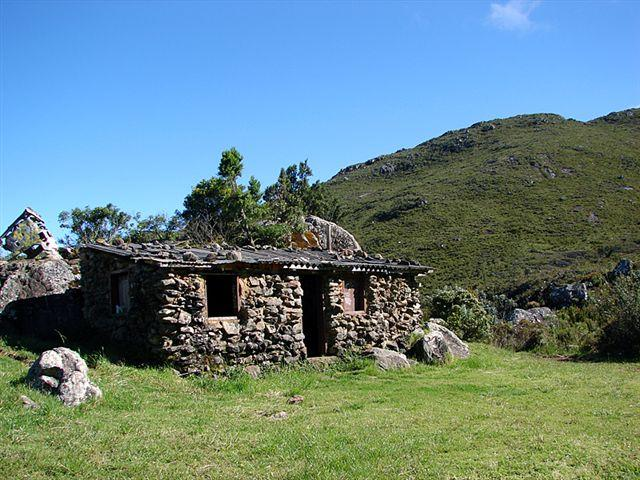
[
  {"x1": 544, "y1": 351, "x2": 640, "y2": 364},
  {"x1": 0, "y1": 326, "x2": 162, "y2": 370}
]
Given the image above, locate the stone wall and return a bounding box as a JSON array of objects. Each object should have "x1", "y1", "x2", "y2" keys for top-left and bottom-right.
[
  {"x1": 156, "y1": 272, "x2": 305, "y2": 372},
  {"x1": 81, "y1": 250, "x2": 423, "y2": 372},
  {"x1": 80, "y1": 250, "x2": 163, "y2": 353},
  {"x1": 81, "y1": 250, "x2": 306, "y2": 372},
  {"x1": 325, "y1": 274, "x2": 422, "y2": 354}
]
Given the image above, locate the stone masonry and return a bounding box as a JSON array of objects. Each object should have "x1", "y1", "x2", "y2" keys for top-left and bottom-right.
[{"x1": 80, "y1": 245, "x2": 427, "y2": 373}]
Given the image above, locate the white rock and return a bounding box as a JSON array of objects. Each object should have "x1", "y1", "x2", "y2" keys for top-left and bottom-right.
[{"x1": 27, "y1": 347, "x2": 102, "y2": 407}]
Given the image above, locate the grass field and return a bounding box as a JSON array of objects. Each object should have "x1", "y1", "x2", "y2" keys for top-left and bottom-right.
[{"x1": 1, "y1": 340, "x2": 638, "y2": 479}]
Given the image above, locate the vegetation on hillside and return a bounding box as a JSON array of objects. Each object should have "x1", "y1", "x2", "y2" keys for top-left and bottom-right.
[
  {"x1": 326, "y1": 109, "x2": 640, "y2": 293},
  {"x1": 1, "y1": 340, "x2": 638, "y2": 479}
]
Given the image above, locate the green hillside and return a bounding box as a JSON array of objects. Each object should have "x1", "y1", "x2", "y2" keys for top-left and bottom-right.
[{"x1": 326, "y1": 109, "x2": 640, "y2": 293}]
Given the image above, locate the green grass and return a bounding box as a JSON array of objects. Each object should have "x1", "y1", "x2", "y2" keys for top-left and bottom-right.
[
  {"x1": 1, "y1": 340, "x2": 638, "y2": 479},
  {"x1": 326, "y1": 109, "x2": 640, "y2": 293}
]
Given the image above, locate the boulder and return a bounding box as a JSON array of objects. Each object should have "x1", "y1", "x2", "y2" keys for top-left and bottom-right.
[
  {"x1": 507, "y1": 307, "x2": 555, "y2": 325},
  {"x1": 0, "y1": 259, "x2": 75, "y2": 313},
  {"x1": 426, "y1": 321, "x2": 470, "y2": 359},
  {"x1": 609, "y1": 259, "x2": 633, "y2": 280},
  {"x1": 547, "y1": 283, "x2": 588, "y2": 308},
  {"x1": 371, "y1": 347, "x2": 410, "y2": 370},
  {"x1": 0, "y1": 258, "x2": 82, "y2": 337},
  {"x1": 304, "y1": 216, "x2": 361, "y2": 252},
  {"x1": 410, "y1": 331, "x2": 451, "y2": 365},
  {"x1": 27, "y1": 347, "x2": 102, "y2": 406}
]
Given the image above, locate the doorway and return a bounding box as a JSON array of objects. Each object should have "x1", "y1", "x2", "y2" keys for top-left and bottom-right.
[{"x1": 300, "y1": 275, "x2": 326, "y2": 357}]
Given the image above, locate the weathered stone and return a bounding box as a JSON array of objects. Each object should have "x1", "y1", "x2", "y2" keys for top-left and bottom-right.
[
  {"x1": 547, "y1": 283, "x2": 588, "y2": 308},
  {"x1": 304, "y1": 215, "x2": 361, "y2": 252},
  {"x1": 507, "y1": 307, "x2": 555, "y2": 325},
  {"x1": 609, "y1": 259, "x2": 633, "y2": 279},
  {"x1": 426, "y1": 322, "x2": 470, "y2": 359},
  {"x1": 20, "y1": 395, "x2": 39, "y2": 409},
  {"x1": 27, "y1": 348, "x2": 102, "y2": 406},
  {"x1": 287, "y1": 394, "x2": 304, "y2": 404},
  {"x1": 0, "y1": 208, "x2": 61, "y2": 259},
  {"x1": 371, "y1": 347, "x2": 410, "y2": 370},
  {"x1": 244, "y1": 365, "x2": 261, "y2": 378},
  {"x1": 182, "y1": 251, "x2": 199, "y2": 262},
  {"x1": 221, "y1": 320, "x2": 240, "y2": 335},
  {"x1": 410, "y1": 331, "x2": 451, "y2": 365},
  {"x1": 226, "y1": 250, "x2": 242, "y2": 261},
  {"x1": 270, "y1": 411, "x2": 288, "y2": 420}
]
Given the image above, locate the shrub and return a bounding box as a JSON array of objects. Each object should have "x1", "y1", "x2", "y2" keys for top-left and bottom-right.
[
  {"x1": 490, "y1": 320, "x2": 547, "y2": 352},
  {"x1": 480, "y1": 292, "x2": 518, "y2": 322},
  {"x1": 428, "y1": 286, "x2": 492, "y2": 340},
  {"x1": 596, "y1": 273, "x2": 640, "y2": 357}
]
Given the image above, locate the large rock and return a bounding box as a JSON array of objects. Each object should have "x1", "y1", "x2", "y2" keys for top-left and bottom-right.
[
  {"x1": 304, "y1": 215, "x2": 361, "y2": 252},
  {"x1": 27, "y1": 347, "x2": 102, "y2": 406},
  {"x1": 371, "y1": 347, "x2": 410, "y2": 370},
  {"x1": 0, "y1": 259, "x2": 75, "y2": 312},
  {"x1": 410, "y1": 330, "x2": 451, "y2": 365},
  {"x1": 507, "y1": 307, "x2": 555, "y2": 325},
  {"x1": 0, "y1": 258, "x2": 82, "y2": 337},
  {"x1": 609, "y1": 259, "x2": 633, "y2": 280},
  {"x1": 426, "y1": 321, "x2": 470, "y2": 359},
  {"x1": 547, "y1": 283, "x2": 588, "y2": 308}
]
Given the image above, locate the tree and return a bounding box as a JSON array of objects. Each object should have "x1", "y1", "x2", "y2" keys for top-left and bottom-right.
[
  {"x1": 263, "y1": 160, "x2": 331, "y2": 231},
  {"x1": 58, "y1": 204, "x2": 134, "y2": 246},
  {"x1": 182, "y1": 148, "x2": 264, "y2": 245},
  {"x1": 128, "y1": 213, "x2": 184, "y2": 244}
]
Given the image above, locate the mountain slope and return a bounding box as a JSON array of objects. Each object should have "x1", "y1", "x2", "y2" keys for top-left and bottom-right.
[{"x1": 326, "y1": 109, "x2": 640, "y2": 292}]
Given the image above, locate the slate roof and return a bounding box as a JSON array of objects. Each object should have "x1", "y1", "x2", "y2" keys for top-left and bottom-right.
[{"x1": 84, "y1": 242, "x2": 433, "y2": 275}]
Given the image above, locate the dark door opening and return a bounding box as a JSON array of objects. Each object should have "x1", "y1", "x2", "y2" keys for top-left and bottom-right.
[{"x1": 301, "y1": 275, "x2": 326, "y2": 357}]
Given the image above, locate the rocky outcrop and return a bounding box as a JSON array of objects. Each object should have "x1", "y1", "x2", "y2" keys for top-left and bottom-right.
[
  {"x1": 0, "y1": 259, "x2": 82, "y2": 337},
  {"x1": 304, "y1": 215, "x2": 361, "y2": 252},
  {"x1": 609, "y1": 259, "x2": 633, "y2": 280},
  {"x1": 27, "y1": 347, "x2": 102, "y2": 406},
  {"x1": 371, "y1": 347, "x2": 410, "y2": 370},
  {"x1": 507, "y1": 307, "x2": 555, "y2": 325},
  {"x1": 547, "y1": 283, "x2": 588, "y2": 308},
  {"x1": 0, "y1": 259, "x2": 75, "y2": 312},
  {"x1": 0, "y1": 207, "x2": 61, "y2": 260}
]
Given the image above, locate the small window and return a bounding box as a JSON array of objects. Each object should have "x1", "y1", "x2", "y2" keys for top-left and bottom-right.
[
  {"x1": 206, "y1": 275, "x2": 239, "y2": 318},
  {"x1": 343, "y1": 277, "x2": 366, "y2": 313},
  {"x1": 111, "y1": 272, "x2": 130, "y2": 314}
]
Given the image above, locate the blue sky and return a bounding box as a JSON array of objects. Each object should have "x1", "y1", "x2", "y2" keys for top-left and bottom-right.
[{"x1": 1, "y1": 0, "x2": 639, "y2": 240}]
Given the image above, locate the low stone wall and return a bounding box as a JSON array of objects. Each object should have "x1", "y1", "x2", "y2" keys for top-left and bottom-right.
[{"x1": 326, "y1": 274, "x2": 422, "y2": 354}]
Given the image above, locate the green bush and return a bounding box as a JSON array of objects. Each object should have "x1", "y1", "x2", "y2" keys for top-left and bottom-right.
[
  {"x1": 428, "y1": 286, "x2": 492, "y2": 340},
  {"x1": 597, "y1": 273, "x2": 640, "y2": 357},
  {"x1": 490, "y1": 320, "x2": 547, "y2": 352}
]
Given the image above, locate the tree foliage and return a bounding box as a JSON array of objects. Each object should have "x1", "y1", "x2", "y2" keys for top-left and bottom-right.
[
  {"x1": 182, "y1": 150, "x2": 338, "y2": 246},
  {"x1": 427, "y1": 286, "x2": 492, "y2": 340},
  {"x1": 182, "y1": 148, "x2": 265, "y2": 245},
  {"x1": 58, "y1": 204, "x2": 134, "y2": 246},
  {"x1": 58, "y1": 149, "x2": 342, "y2": 248},
  {"x1": 263, "y1": 160, "x2": 330, "y2": 231},
  {"x1": 128, "y1": 214, "x2": 184, "y2": 244}
]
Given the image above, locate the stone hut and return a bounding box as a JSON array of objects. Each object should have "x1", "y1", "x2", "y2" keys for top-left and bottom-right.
[{"x1": 80, "y1": 243, "x2": 431, "y2": 372}]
